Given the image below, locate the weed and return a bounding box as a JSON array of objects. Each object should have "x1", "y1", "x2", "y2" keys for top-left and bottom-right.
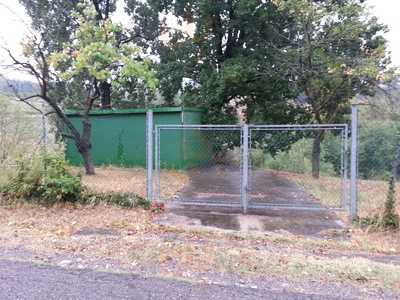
[
  {"x1": 380, "y1": 176, "x2": 399, "y2": 229},
  {"x1": 81, "y1": 191, "x2": 151, "y2": 209}
]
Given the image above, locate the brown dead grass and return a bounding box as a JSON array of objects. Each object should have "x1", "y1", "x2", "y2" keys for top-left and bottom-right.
[
  {"x1": 275, "y1": 171, "x2": 400, "y2": 219},
  {"x1": 0, "y1": 203, "x2": 399, "y2": 292},
  {"x1": 81, "y1": 166, "x2": 188, "y2": 199}
]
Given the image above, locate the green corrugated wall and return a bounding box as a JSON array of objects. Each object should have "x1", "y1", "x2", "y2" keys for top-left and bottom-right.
[{"x1": 65, "y1": 107, "x2": 209, "y2": 169}]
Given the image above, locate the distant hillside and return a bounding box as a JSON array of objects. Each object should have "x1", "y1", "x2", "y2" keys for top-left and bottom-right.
[{"x1": 0, "y1": 78, "x2": 38, "y2": 95}]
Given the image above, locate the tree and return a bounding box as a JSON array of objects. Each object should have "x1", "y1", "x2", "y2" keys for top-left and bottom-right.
[
  {"x1": 127, "y1": 0, "x2": 390, "y2": 178},
  {"x1": 19, "y1": 0, "x2": 149, "y2": 109},
  {"x1": 125, "y1": 0, "x2": 298, "y2": 124},
  {"x1": 275, "y1": 0, "x2": 390, "y2": 178},
  {"x1": 19, "y1": 0, "x2": 80, "y2": 52},
  {"x1": 2, "y1": 1, "x2": 157, "y2": 175}
]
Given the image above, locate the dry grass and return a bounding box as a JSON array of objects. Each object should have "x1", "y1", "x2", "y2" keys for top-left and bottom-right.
[
  {"x1": 357, "y1": 179, "x2": 400, "y2": 219},
  {"x1": 274, "y1": 171, "x2": 343, "y2": 207},
  {"x1": 276, "y1": 171, "x2": 400, "y2": 219},
  {"x1": 0, "y1": 203, "x2": 399, "y2": 292},
  {"x1": 81, "y1": 166, "x2": 188, "y2": 199}
]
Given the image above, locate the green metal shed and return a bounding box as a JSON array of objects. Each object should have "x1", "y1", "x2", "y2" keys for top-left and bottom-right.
[{"x1": 65, "y1": 107, "x2": 209, "y2": 169}]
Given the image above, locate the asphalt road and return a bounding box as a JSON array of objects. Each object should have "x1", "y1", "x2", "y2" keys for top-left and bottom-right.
[{"x1": 0, "y1": 259, "x2": 341, "y2": 300}]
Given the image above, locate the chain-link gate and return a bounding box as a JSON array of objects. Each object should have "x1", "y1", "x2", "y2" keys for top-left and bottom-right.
[
  {"x1": 248, "y1": 125, "x2": 349, "y2": 211},
  {"x1": 154, "y1": 125, "x2": 244, "y2": 208},
  {"x1": 153, "y1": 123, "x2": 350, "y2": 213}
]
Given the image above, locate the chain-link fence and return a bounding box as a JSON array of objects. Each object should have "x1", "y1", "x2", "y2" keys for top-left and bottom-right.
[
  {"x1": 0, "y1": 97, "x2": 50, "y2": 186},
  {"x1": 355, "y1": 105, "x2": 400, "y2": 220},
  {"x1": 248, "y1": 125, "x2": 348, "y2": 210}
]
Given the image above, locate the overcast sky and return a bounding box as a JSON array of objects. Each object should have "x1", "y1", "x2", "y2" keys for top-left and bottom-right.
[{"x1": 0, "y1": 0, "x2": 399, "y2": 80}]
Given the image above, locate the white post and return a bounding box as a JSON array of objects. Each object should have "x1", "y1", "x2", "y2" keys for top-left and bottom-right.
[
  {"x1": 241, "y1": 124, "x2": 249, "y2": 214},
  {"x1": 146, "y1": 110, "x2": 153, "y2": 202},
  {"x1": 350, "y1": 105, "x2": 358, "y2": 220}
]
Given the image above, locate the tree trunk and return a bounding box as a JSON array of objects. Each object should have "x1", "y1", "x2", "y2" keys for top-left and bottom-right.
[
  {"x1": 312, "y1": 133, "x2": 322, "y2": 179},
  {"x1": 100, "y1": 81, "x2": 112, "y2": 109},
  {"x1": 80, "y1": 145, "x2": 95, "y2": 175},
  {"x1": 78, "y1": 117, "x2": 95, "y2": 175}
]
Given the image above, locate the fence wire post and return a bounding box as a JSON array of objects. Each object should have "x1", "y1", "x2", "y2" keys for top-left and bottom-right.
[
  {"x1": 342, "y1": 125, "x2": 349, "y2": 209},
  {"x1": 241, "y1": 124, "x2": 249, "y2": 214},
  {"x1": 41, "y1": 114, "x2": 48, "y2": 152},
  {"x1": 350, "y1": 105, "x2": 359, "y2": 220},
  {"x1": 146, "y1": 110, "x2": 153, "y2": 202}
]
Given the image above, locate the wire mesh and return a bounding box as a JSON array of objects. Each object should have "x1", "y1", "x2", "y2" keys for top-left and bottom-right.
[
  {"x1": 0, "y1": 100, "x2": 48, "y2": 187},
  {"x1": 248, "y1": 125, "x2": 349, "y2": 210},
  {"x1": 356, "y1": 105, "x2": 400, "y2": 219},
  {"x1": 155, "y1": 125, "x2": 243, "y2": 206}
]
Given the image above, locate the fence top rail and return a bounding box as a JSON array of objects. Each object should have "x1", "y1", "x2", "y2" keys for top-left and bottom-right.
[
  {"x1": 156, "y1": 124, "x2": 242, "y2": 129},
  {"x1": 156, "y1": 124, "x2": 348, "y2": 130},
  {"x1": 250, "y1": 124, "x2": 347, "y2": 129}
]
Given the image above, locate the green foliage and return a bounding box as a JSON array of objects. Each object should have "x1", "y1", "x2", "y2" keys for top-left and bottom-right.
[
  {"x1": 0, "y1": 95, "x2": 46, "y2": 191},
  {"x1": 263, "y1": 138, "x2": 336, "y2": 176},
  {"x1": 359, "y1": 176, "x2": 399, "y2": 231},
  {"x1": 358, "y1": 120, "x2": 399, "y2": 179},
  {"x1": 4, "y1": 152, "x2": 82, "y2": 203},
  {"x1": 126, "y1": 0, "x2": 296, "y2": 121},
  {"x1": 126, "y1": 0, "x2": 389, "y2": 128},
  {"x1": 81, "y1": 192, "x2": 151, "y2": 209},
  {"x1": 49, "y1": 2, "x2": 158, "y2": 96},
  {"x1": 321, "y1": 135, "x2": 343, "y2": 176},
  {"x1": 275, "y1": 0, "x2": 389, "y2": 124},
  {"x1": 380, "y1": 176, "x2": 399, "y2": 229}
]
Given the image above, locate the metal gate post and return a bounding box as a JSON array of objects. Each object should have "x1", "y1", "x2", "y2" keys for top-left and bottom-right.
[
  {"x1": 350, "y1": 105, "x2": 359, "y2": 220},
  {"x1": 146, "y1": 110, "x2": 153, "y2": 202},
  {"x1": 241, "y1": 124, "x2": 249, "y2": 213}
]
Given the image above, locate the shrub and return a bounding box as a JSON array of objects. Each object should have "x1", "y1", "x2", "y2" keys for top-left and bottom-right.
[
  {"x1": 4, "y1": 151, "x2": 82, "y2": 203},
  {"x1": 358, "y1": 176, "x2": 399, "y2": 231},
  {"x1": 321, "y1": 134, "x2": 342, "y2": 176},
  {"x1": 379, "y1": 176, "x2": 399, "y2": 229},
  {"x1": 81, "y1": 191, "x2": 151, "y2": 209},
  {"x1": 358, "y1": 121, "x2": 399, "y2": 180},
  {"x1": 264, "y1": 138, "x2": 336, "y2": 176}
]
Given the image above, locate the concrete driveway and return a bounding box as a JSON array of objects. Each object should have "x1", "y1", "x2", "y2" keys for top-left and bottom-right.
[{"x1": 166, "y1": 165, "x2": 345, "y2": 237}]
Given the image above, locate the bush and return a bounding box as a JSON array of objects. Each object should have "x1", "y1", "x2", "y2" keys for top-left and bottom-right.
[
  {"x1": 4, "y1": 151, "x2": 82, "y2": 203},
  {"x1": 358, "y1": 176, "x2": 399, "y2": 231},
  {"x1": 81, "y1": 191, "x2": 151, "y2": 209},
  {"x1": 380, "y1": 176, "x2": 399, "y2": 229},
  {"x1": 321, "y1": 134, "x2": 342, "y2": 176},
  {"x1": 264, "y1": 138, "x2": 336, "y2": 176},
  {"x1": 358, "y1": 121, "x2": 399, "y2": 180},
  {"x1": 1, "y1": 151, "x2": 152, "y2": 210}
]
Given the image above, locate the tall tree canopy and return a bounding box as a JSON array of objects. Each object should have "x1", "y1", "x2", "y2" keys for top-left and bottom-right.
[
  {"x1": 125, "y1": 0, "x2": 301, "y2": 124},
  {"x1": 126, "y1": 0, "x2": 390, "y2": 176},
  {"x1": 275, "y1": 0, "x2": 390, "y2": 177}
]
